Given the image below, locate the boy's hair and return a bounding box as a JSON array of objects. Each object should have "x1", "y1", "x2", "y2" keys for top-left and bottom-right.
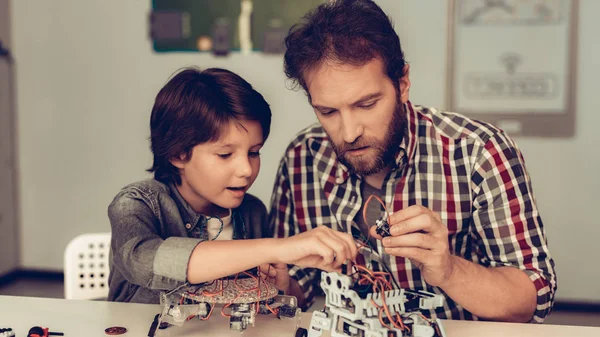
[
  {"x1": 148, "y1": 67, "x2": 271, "y2": 185},
  {"x1": 284, "y1": 0, "x2": 406, "y2": 93}
]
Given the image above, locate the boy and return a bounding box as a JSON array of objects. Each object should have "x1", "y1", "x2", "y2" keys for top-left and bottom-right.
[{"x1": 108, "y1": 67, "x2": 357, "y2": 303}]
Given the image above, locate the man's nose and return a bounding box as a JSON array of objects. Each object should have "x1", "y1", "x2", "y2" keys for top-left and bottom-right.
[{"x1": 340, "y1": 111, "x2": 364, "y2": 144}]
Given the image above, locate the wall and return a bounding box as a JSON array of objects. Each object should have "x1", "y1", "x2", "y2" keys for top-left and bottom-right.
[
  {"x1": 0, "y1": 0, "x2": 19, "y2": 276},
  {"x1": 10, "y1": 0, "x2": 600, "y2": 302}
]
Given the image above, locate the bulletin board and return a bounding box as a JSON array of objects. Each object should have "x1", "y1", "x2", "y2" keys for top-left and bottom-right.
[
  {"x1": 150, "y1": 0, "x2": 324, "y2": 54},
  {"x1": 446, "y1": 0, "x2": 579, "y2": 137}
]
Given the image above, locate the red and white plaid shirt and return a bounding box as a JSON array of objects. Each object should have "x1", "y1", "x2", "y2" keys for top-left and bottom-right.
[{"x1": 268, "y1": 103, "x2": 556, "y2": 322}]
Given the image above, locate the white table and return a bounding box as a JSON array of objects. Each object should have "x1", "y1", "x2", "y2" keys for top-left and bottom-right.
[{"x1": 1, "y1": 295, "x2": 599, "y2": 337}]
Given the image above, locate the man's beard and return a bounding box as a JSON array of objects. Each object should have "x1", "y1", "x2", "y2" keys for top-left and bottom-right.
[{"x1": 331, "y1": 99, "x2": 406, "y2": 176}]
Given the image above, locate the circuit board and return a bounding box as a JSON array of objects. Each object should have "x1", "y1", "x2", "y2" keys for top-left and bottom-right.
[{"x1": 181, "y1": 277, "x2": 279, "y2": 304}]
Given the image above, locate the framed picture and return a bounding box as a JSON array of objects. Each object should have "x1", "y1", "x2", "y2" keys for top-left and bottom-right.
[{"x1": 446, "y1": 0, "x2": 579, "y2": 137}]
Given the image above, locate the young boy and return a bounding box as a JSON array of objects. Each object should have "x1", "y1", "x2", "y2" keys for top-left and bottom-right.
[{"x1": 107, "y1": 67, "x2": 357, "y2": 303}]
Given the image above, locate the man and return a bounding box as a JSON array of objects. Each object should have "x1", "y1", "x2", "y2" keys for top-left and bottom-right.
[{"x1": 268, "y1": 0, "x2": 556, "y2": 323}]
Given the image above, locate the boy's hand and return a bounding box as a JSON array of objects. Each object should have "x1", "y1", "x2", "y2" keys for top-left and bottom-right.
[
  {"x1": 278, "y1": 226, "x2": 358, "y2": 272},
  {"x1": 259, "y1": 263, "x2": 290, "y2": 294}
]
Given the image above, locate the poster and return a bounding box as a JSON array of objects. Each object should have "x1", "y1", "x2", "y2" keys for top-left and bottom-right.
[{"x1": 446, "y1": 0, "x2": 578, "y2": 137}]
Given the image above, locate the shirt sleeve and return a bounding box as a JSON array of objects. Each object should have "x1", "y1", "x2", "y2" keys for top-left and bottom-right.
[
  {"x1": 267, "y1": 157, "x2": 320, "y2": 310},
  {"x1": 108, "y1": 189, "x2": 201, "y2": 290},
  {"x1": 470, "y1": 131, "x2": 557, "y2": 323}
]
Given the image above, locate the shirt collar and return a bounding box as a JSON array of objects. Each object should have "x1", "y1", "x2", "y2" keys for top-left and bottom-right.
[
  {"x1": 333, "y1": 101, "x2": 419, "y2": 185},
  {"x1": 168, "y1": 182, "x2": 204, "y2": 227}
]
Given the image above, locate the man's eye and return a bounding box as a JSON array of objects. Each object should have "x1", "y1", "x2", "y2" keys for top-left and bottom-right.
[
  {"x1": 218, "y1": 153, "x2": 232, "y2": 159},
  {"x1": 249, "y1": 151, "x2": 261, "y2": 158},
  {"x1": 358, "y1": 102, "x2": 376, "y2": 109}
]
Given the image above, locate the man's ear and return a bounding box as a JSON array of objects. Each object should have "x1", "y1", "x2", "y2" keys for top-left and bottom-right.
[{"x1": 398, "y1": 64, "x2": 411, "y2": 103}]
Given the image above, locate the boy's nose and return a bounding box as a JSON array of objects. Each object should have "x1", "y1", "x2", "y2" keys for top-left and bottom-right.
[{"x1": 236, "y1": 157, "x2": 252, "y2": 178}]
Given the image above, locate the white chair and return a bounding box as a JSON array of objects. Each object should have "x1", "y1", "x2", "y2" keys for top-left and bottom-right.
[{"x1": 64, "y1": 233, "x2": 111, "y2": 300}]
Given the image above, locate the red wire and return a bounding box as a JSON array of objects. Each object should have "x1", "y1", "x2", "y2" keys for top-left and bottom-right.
[
  {"x1": 363, "y1": 195, "x2": 391, "y2": 224},
  {"x1": 200, "y1": 298, "x2": 216, "y2": 320},
  {"x1": 255, "y1": 266, "x2": 262, "y2": 314}
]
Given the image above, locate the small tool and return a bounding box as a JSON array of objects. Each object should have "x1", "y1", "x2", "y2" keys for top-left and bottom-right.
[
  {"x1": 0, "y1": 328, "x2": 15, "y2": 337},
  {"x1": 27, "y1": 326, "x2": 64, "y2": 337}
]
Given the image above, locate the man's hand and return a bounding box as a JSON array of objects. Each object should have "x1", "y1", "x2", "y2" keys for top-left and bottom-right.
[
  {"x1": 277, "y1": 226, "x2": 358, "y2": 272},
  {"x1": 259, "y1": 263, "x2": 290, "y2": 293},
  {"x1": 370, "y1": 205, "x2": 455, "y2": 287}
]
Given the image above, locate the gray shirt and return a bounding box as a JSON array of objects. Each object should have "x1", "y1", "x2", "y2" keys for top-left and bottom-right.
[
  {"x1": 353, "y1": 181, "x2": 386, "y2": 249},
  {"x1": 107, "y1": 178, "x2": 268, "y2": 303}
]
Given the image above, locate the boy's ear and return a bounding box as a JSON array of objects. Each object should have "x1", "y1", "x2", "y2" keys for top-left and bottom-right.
[{"x1": 169, "y1": 153, "x2": 189, "y2": 169}]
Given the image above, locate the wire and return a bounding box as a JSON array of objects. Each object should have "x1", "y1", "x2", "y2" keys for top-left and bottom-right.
[
  {"x1": 200, "y1": 298, "x2": 216, "y2": 320},
  {"x1": 352, "y1": 264, "x2": 407, "y2": 332},
  {"x1": 255, "y1": 266, "x2": 262, "y2": 314},
  {"x1": 363, "y1": 194, "x2": 390, "y2": 225},
  {"x1": 205, "y1": 215, "x2": 225, "y2": 240},
  {"x1": 356, "y1": 195, "x2": 390, "y2": 251},
  {"x1": 264, "y1": 302, "x2": 279, "y2": 315}
]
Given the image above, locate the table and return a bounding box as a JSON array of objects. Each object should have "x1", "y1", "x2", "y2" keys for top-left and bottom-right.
[{"x1": 1, "y1": 296, "x2": 599, "y2": 337}]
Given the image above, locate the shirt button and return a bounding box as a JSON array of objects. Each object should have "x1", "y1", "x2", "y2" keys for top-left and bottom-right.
[{"x1": 185, "y1": 223, "x2": 192, "y2": 229}]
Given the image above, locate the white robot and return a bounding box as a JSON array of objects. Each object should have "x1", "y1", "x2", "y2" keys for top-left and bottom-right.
[{"x1": 297, "y1": 271, "x2": 447, "y2": 337}]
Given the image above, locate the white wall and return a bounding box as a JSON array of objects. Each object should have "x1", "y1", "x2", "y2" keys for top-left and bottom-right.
[
  {"x1": 10, "y1": 0, "x2": 600, "y2": 302},
  {"x1": 0, "y1": 0, "x2": 19, "y2": 276}
]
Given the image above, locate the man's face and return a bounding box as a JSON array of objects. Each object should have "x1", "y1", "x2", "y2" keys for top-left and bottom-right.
[{"x1": 304, "y1": 58, "x2": 410, "y2": 176}]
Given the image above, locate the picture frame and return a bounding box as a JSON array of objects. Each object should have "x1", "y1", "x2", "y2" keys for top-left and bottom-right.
[{"x1": 446, "y1": 0, "x2": 579, "y2": 137}]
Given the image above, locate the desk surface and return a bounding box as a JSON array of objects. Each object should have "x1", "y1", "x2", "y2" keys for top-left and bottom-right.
[{"x1": 1, "y1": 295, "x2": 599, "y2": 337}]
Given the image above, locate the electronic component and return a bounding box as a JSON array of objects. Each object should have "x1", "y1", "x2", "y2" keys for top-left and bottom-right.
[
  {"x1": 149, "y1": 270, "x2": 301, "y2": 336},
  {"x1": 277, "y1": 304, "x2": 297, "y2": 318},
  {"x1": 301, "y1": 271, "x2": 447, "y2": 337},
  {"x1": 375, "y1": 218, "x2": 391, "y2": 237}
]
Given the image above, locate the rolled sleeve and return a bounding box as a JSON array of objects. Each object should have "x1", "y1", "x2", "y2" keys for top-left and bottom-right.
[
  {"x1": 151, "y1": 237, "x2": 202, "y2": 288},
  {"x1": 524, "y1": 270, "x2": 553, "y2": 323},
  {"x1": 108, "y1": 189, "x2": 202, "y2": 291},
  {"x1": 471, "y1": 132, "x2": 557, "y2": 322}
]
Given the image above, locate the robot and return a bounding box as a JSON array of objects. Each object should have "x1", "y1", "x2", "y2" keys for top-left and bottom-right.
[
  {"x1": 297, "y1": 271, "x2": 447, "y2": 337},
  {"x1": 148, "y1": 270, "x2": 301, "y2": 336}
]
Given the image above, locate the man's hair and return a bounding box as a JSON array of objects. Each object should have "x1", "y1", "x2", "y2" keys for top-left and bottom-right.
[
  {"x1": 284, "y1": 0, "x2": 406, "y2": 92},
  {"x1": 148, "y1": 67, "x2": 271, "y2": 185}
]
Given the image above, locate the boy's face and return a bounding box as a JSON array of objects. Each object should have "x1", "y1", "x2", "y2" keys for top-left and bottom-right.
[
  {"x1": 171, "y1": 119, "x2": 263, "y2": 215},
  {"x1": 304, "y1": 57, "x2": 410, "y2": 176}
]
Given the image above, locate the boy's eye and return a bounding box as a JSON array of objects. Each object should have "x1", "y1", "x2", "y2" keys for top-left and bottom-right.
[
  {"x1": 320, "y1": 109, "x2": 336, "y2": 116},
  {"x1": 217, "y1": 153, "x2": 232, "y2": 159},
  {"x1": 249, "y1": 151, "x2": 261, "y2": 157}
]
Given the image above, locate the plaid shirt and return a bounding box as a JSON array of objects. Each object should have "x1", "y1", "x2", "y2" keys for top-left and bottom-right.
[{"x1": 268, "y1": 103, "x2": 556, "y2": 322}]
